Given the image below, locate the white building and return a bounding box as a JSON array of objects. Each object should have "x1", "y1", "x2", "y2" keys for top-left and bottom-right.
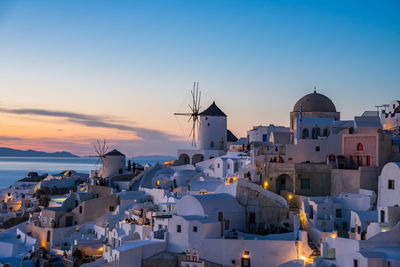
[
  {"x1": 367, "y1": 162, "x2": 400, "y2": 237},
  {"x1": 318, "y1": 222, "x2": 400, "y2": 267},
  {"x1": 247, "y1": 125, "x2": 290, "y2": 144},
  {"x1": 302, "y1": 191, "x2": 375, "y2": 234},
  {"x1": 195, "y1": 151, "x2": 250, "y2": 180},
  {"x1": 381, "y1": 100, "x2": 400, "y2": 130},
  {"x1": 0, "y1": 227, "x2": 38, "y2": 266},
  {"x1": 168, "y1": 193, "x2": 245, "y2": 253},
  {"x1": 378, "y1": 162, "x2": 400, "y2": 208}
]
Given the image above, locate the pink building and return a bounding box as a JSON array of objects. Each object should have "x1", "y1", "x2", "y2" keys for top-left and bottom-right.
[{"x1": 342, "y1": 132, "x2": 392, "y2": 168}]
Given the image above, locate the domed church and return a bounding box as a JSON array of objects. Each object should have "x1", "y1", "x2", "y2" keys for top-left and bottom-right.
[{"x1": 289, "y1": 88, "x2": 340, "y2": 130}]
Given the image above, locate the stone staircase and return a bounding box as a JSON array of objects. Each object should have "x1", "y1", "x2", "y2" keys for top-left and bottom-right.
[
  {"x1": 305, "y1": 241, "x2": 321, "y2": 266},
  {"x1": 289, "y1": 205, "x2": 300, "y2": 216}
]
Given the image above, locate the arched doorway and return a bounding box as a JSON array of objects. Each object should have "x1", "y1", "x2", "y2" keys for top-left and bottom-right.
[
  {"x1": 276, "y1": 174, "x2": 293, "y2": 194},
  {"x1": 178, "y1": 154, "x2": 190, "y2": 165},
  {"x1": 133, "y1": 232, "x2": 141, "y2": 240},
  {"x1": 192, "y1": 154, "x2": 204, "y2": 165}
]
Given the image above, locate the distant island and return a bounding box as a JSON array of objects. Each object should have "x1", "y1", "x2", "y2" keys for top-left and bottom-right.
[
  {"x1": 0, "y1": 147, "x2": 78, "y2": 157},
  {"x1": 132, "y1": 155, "x2": 176, "y2": 162}
]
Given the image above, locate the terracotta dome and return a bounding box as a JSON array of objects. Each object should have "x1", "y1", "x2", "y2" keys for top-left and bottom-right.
[{"x1": 293, "y1": 91, "x2": 336, "y2": 113}]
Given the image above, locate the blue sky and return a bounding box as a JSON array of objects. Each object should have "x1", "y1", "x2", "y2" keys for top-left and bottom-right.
[{"x1": 0, "y1": 0, "x2": 399, "y2": 155}]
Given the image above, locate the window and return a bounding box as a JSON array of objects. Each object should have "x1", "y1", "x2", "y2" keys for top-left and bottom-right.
[
  {"x1": 323, "y1": 128, "x2": 329, "y2": 137},
  {"x1": 357, "y1": 155, "x2": 363, "y2": 166},
  {"x1": 225, "y1": 220, "x2": 230, "y2": 230},
  {"x1": 350, "y1": 155, "x2": 354, "y2": 165},
  {"x1": 354, "y1": 259, "x2": 359, "y2": 267},
  {"x1": 210, "y1": 141, "x2": 214, "y2": 148},
  {"x1": 262, "y1": 134, "x2": 268, "y2": 142},
  {"x1": 388, "y1": 180, "x2": 395, "y2": 190},
  {"x1": 46, "y1": 230, "x2": 51, "y2": 242},
  {"x1": 315, "y1": 146, "x2": 320, "y2": 152},
  {"x1": 366, "y1": 156, "x2": 371, "y2": 166},
  {"x1": 351, "y1": 227, "x2": 355, "y2": 233},
  {"x1": 109, "y1": 206, "x2": 115, "y2": 212},
  {"x1": 302, "y1": 128, "x2": 309, "y2": 139},
  {"x1": 312, "y1": 127, "x2": 320, "y2": 139},
  {"x1": 193, "y1": 226, "x2": 197, "y2": 232},
  {"x1": 357, "y1": 143, "x2": 364, "y2": 151},
  {"x1": 218, "y1": 211, "x2": 223, "y2": 222},
  {"x1": 227, "y1": 164, "x2": 230, "y2": 169},
  {"x1": 177, "y1": 225, "x2": 181, "y2": 232},
  {"x1": 357, "y1": 226, "x2": 361, "y2": 234},
  {"x1": 217, "y1": 163, "x2": 220, "y2": 168},
  {"x1": 301, "y1": 178, "x2": 310, "y2": 189},
  {"x1": 249, "y1": 212, "x2": 256, "y2": 224},
  {"x1": 309, "y1": 205, "x2": 314, "y2": 219},
  {"x1": 79, "y1": 206, "x2": 82, "y2": 214},
  {"x1": 336, "y1": 209, "x2": 342, "y2": 218}
]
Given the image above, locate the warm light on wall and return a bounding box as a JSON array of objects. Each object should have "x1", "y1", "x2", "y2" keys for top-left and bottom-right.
[
  {"x1": 263, "y1": 181, "x2": 268, "y2": 189},
  {"x1": 329, "y1": 233, "x2": 337, "y2": 239},
  {"x1": 156, "y1": 180, "x2": 160, "y2": 186},
  {"x1": 288, "y1": 194, "x2": 293, "y2": 200},
  {"x1": 242, "y1": 250, "x2": 250, "y2": 259}
]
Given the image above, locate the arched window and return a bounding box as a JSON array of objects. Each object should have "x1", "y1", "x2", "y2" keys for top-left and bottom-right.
[
  {"x1": 302, "y1": 128, "x2": 309, "y2": 139},
  {"x1": 312, "y1": 127, "x2": 321, "y2": 139},
  {"x1": 357, "y1": 143, "x2": 364, "y2": 151}
]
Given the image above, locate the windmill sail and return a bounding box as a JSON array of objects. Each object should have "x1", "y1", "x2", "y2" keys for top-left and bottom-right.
[{"x1": 174, "y1": 82, "x2": 202, "y2": 147}]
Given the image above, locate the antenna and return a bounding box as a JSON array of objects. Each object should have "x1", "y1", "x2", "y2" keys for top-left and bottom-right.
[{"x1": 174, "y1": 82, "x2": 202, "y2": 147}]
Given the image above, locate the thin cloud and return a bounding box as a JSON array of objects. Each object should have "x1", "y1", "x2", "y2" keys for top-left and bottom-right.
[
  {"x1": 0, "y1": 136, "x2": 23, "y2": 141},
  {"x1": 0, "y1": 107, "x2": 179, "y2": 141}
]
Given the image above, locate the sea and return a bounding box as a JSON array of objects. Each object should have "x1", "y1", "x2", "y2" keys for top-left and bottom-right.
[{"x1": 0, "y1": 157, "x2": 168, "y2": 189}]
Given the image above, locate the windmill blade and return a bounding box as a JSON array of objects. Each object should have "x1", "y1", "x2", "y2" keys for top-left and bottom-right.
[
  {"x1": 198, "y1": 91, "x2": 201, "y2": 110},
  {"x1": 174, "y1": 112, "x2": 192, "y2": 116}
]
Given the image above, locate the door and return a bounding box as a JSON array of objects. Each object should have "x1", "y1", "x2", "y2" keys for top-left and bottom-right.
[{"x1": 65, "y1": 216, "x2": 73, "y2": 227}]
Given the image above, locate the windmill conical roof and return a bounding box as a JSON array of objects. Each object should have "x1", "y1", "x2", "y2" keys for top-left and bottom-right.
[
  {"x1": 199, "y1": 101, "x2": 227, "y2": 117},
  {"x1": 105, "y1": 149, "x2": 125, "y2": 156}
]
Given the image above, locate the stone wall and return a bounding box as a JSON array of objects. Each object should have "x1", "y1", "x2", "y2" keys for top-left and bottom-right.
[{"x1": 236, "y1": 180, "x2": 288, "y2": 233}]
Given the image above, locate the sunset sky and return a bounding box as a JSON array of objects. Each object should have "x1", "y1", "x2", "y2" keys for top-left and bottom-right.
[{"x1": 0, "y1": 0, "x2": 399, "y2": 156}]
